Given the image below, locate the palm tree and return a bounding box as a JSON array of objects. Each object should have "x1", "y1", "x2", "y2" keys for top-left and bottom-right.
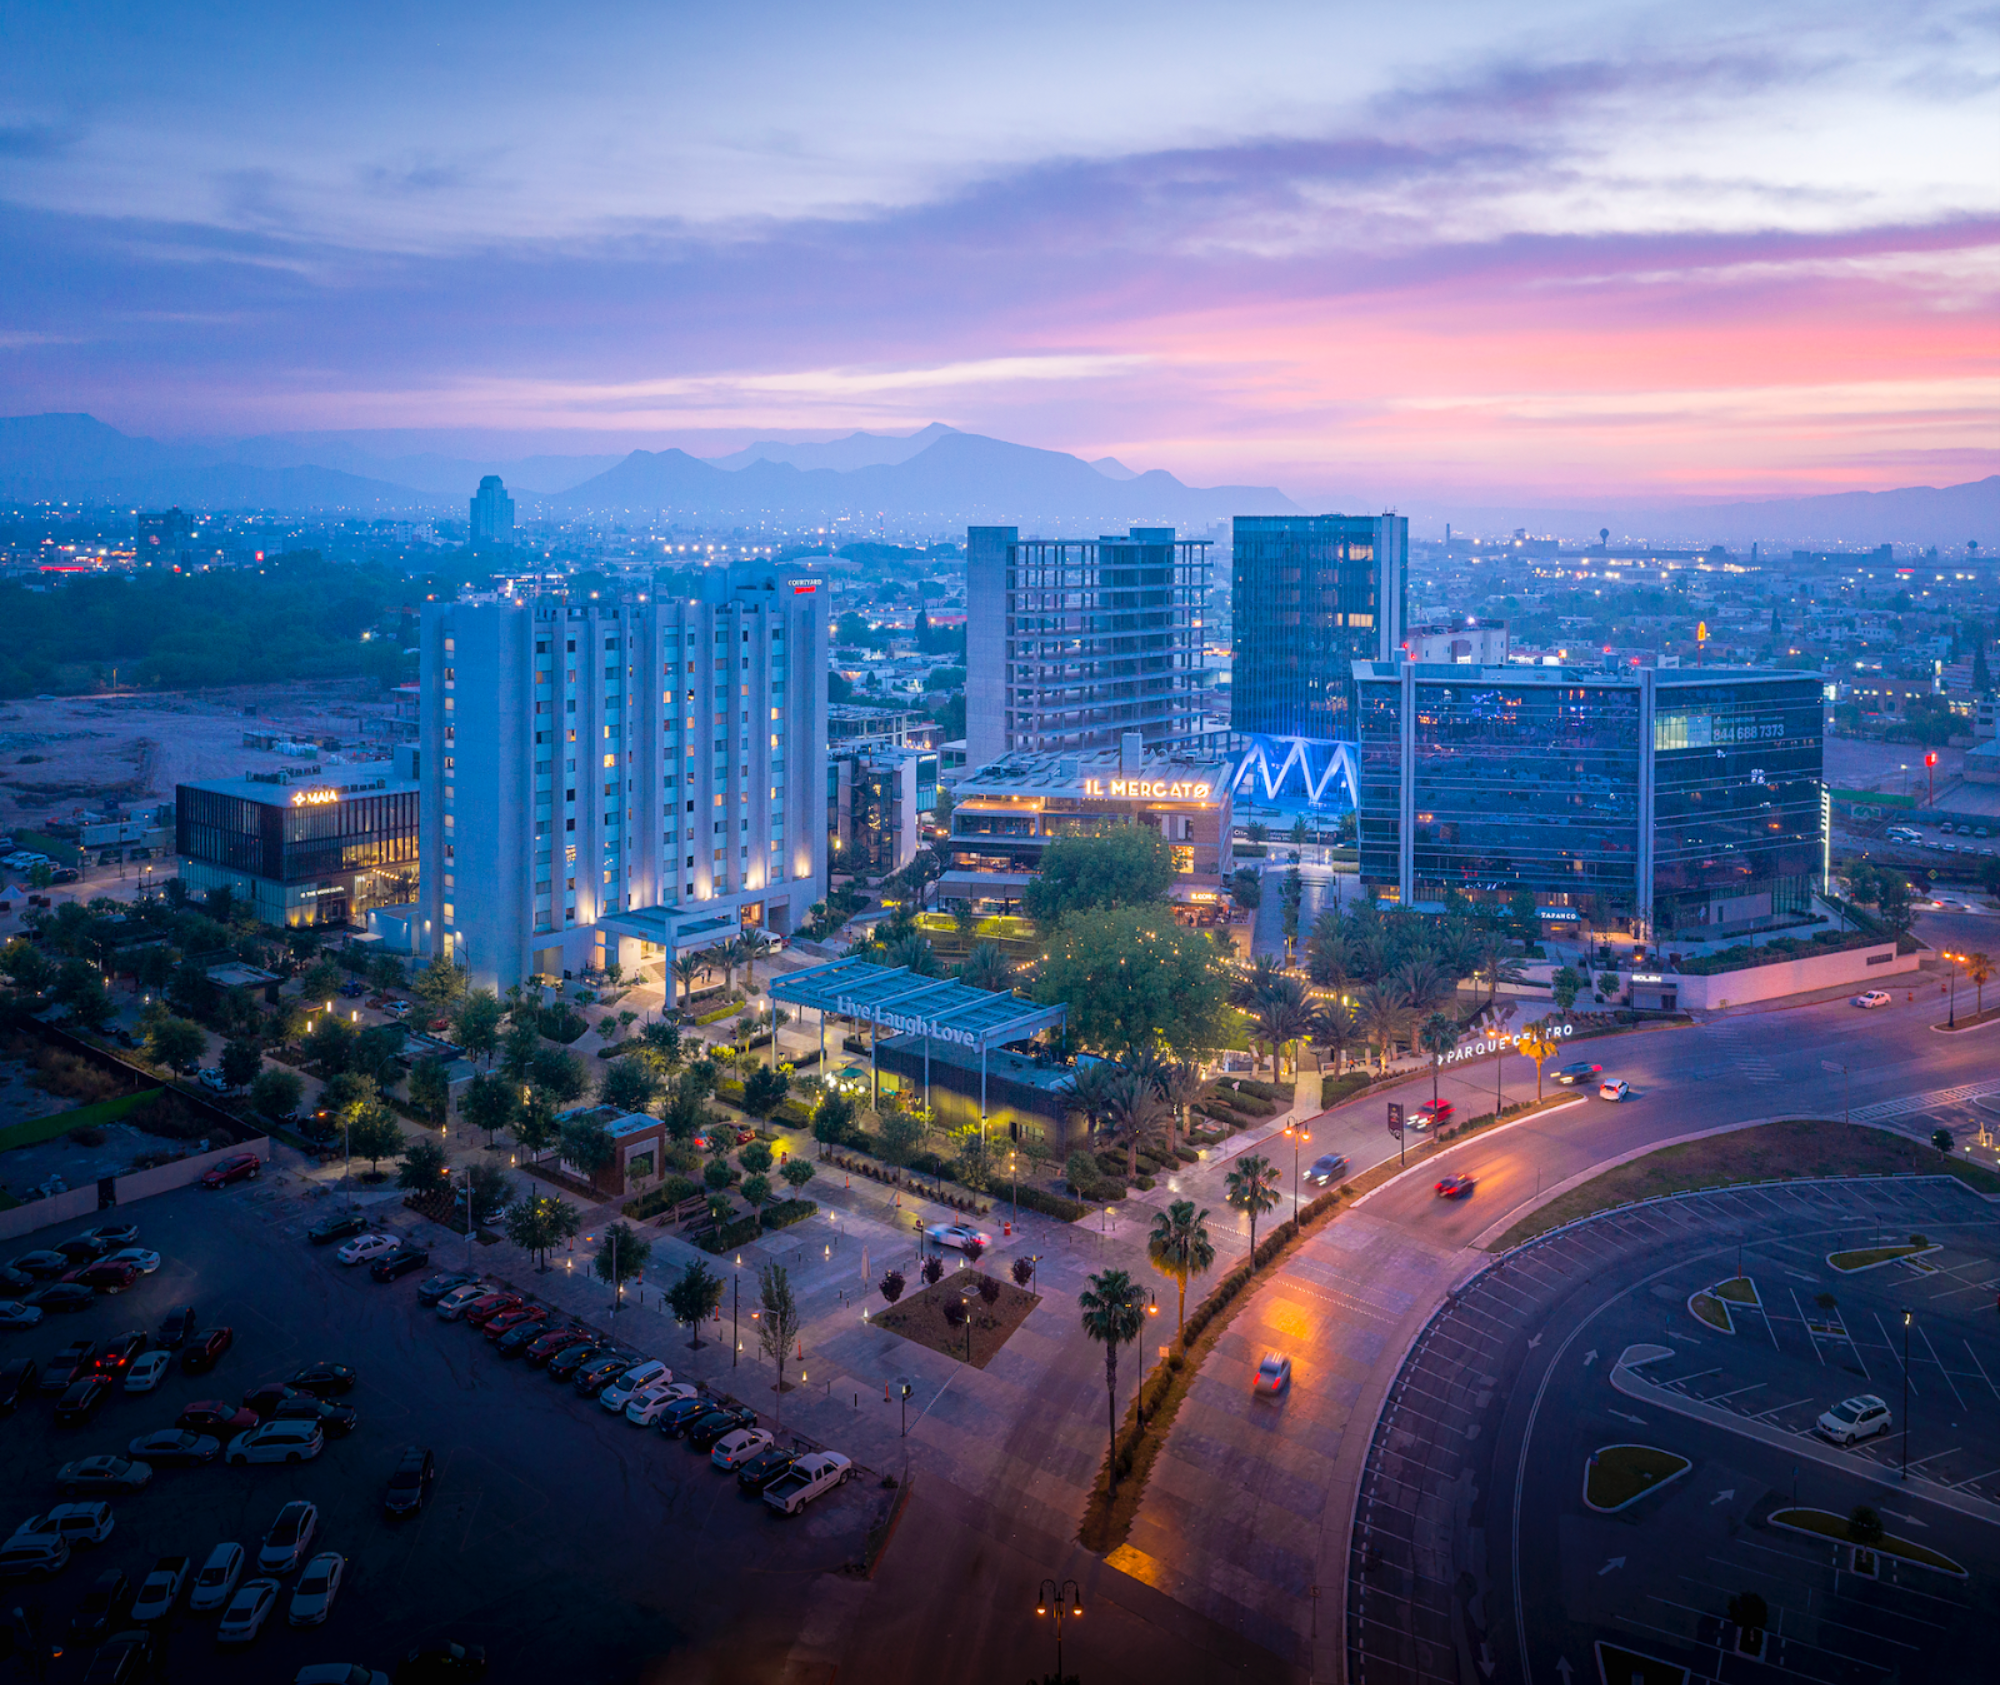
[
  {"x1": 739, "y1": 931, "x2": 774, "y2": 988},
  {"x1": 1312, "y1": 1000, "x2": 1356, "y2": 1075},
  {"x1": 884, "y1": 932, "x2": 941, "y2": 977},
  {"x1": 1261, "y1": 985, "x2": 1316, "y2": 1081},
  {"x1": 1225, "y1": 1153, "x2": 1283, "y2": 1265},
  {"x1": 1059, "y1": 1059, "x2": 1125, "y2": 1155},
  {"x1": 1472, "y1": 931, "x2": 1526, "y2": 1010},
  {"x1": 1101, "y1": 1067, "x2": 1168, "y2": 1182},
  {"x1": 1233, "y1": 954, "x2": 1286, "y2": 1010},
  {"x1": 1147, "y1": 1200, "x2": 1215, "y2": 1334},
  {"x1": 670, "y1": 951, "x2": 703, "y2": 1010},
  {"x1": 716, "y1": 937, "x2": 746, "y2": 993},
  {"x1": 1970, "y1": 951, "x2": 1993, "y2": 1016},
  {"x1": 1155, "y1": 1057, "x2": 1206, "y2": 1155},
  {"x1": 1305, "y1": 909, "x2": 1354, "y2": 992},
  {"x1": 1356, "y1": 983, "x2": 1408, "y2": 1072},
  {"x1": 1418, "y1": 1010, "x2": 1459, "y2": 1116},
  {"x1": 1078, "y1": 1269, "x2": 1148, "y2": 1496},
  {"x1": 1393, "y1": 955, "x2": 1452, "y2": 1017},
  {"x1": 957, "y1": 940, "x2": 1012, "y2": 993}
]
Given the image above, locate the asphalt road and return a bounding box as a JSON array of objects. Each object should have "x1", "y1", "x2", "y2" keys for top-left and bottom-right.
[{"x1": 0, "y1": 1181, "x2": 880, "y2": 1684}]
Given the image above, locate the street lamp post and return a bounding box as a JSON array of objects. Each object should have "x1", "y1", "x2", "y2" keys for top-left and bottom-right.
[
  {"x1": 1945, "y1": 951, "x2": 1962, "y2": 1028},
  {"x1": 1902, "y1": 1309, "x2": 1913, "y2": 1481},
  {"x1": 1034, "y1": 1579, "x2": 1082, "y2": 1685},
  {"x1": 1283, "y1": 1122, "x2": 1310, "y2": 1229},
  {"x1": 463, "y1": 1166, "x2": 474, "y2": 1269},
  {"x1": 733, "y1": 1254, "x2": 742, "y2": 1368}
]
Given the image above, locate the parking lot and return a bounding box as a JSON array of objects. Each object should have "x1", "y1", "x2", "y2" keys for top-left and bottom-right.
[
  {"x1": 1350, "y1": 1174, "x2": 2000, "y2": 1685},
  {"x1": 0, "y1": 1176, "x2": 884, "y2": 1683}
]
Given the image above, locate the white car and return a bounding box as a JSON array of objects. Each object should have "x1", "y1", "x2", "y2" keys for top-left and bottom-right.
[
  {"x1": 1851, "y1": 990, "x2": 1893, "y2": 1009},
  {"x1": 216, "y1": 1577, "x2": 281, "y2": 1644},
  {"x1": 188, "y1": 1541, "x2": 245, "y2": 1612},
  {"x1": 1597, "y1": 1079, "x2": 1630, "y2": 1101},
  {"x1": 9, "y1": 1503, "x2": 114, "y2": 1549},
  {"x1": 434, "y1": 1283, "x2": 487, "y2": 1319},
  {"x1": 124, "y1": 1350, "x2": 173, "y2": 1392},
  {"x1": 624, "y1": 1381, "x2": 698, "y2": 1426},
  {"x1": 1817, "y1": 1393, "x2": 1893, "y2": 1445},
  {"x1": 924, "y1": 1222, "x2": 992, "y2": 1254},
  {"x1": 0, "y1": 1301, "x2": 43, "y2": 1328},
  {"x1": 710, "y1": 1427, "x2": 773, "y2": 1471},
  {"x1": 103, "y1": 1248, "x2": 161, "y2": 1275},
  {"x1": 287, "y1": 1551, "x2": 344, "y2": 1625},
  {"x1": 335, "y1": 1233, "x2": 398, "y2": 1266},
  {"x1": 0, "y1": 1534, "x2": 68, "y2": 1578},
  {"x1": 763, "y1": 1451, "x2": 853, "y2": 1516},
  {"x1": 227, "y1": 1420, "x2": 325, "y2": 1466},
  {"x1": 130, "y1": 1555, "x2": 191, "y2": 1621},
  {"x1": 258, "y1": 1500, "x2": 319, "y2": 1573},
  {"x1": 599, "y1": 1360, "x2": 672, "y2": 1411}
]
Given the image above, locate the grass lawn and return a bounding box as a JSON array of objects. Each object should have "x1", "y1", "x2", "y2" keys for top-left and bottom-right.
[
  {"x1": 1490, "y1": 1120, "x2": 2000, "y2": 1251},
  {"x1": 1828, "y1": 1242, "x2": 1937, "y2": 1272},
  {"x1": 1689, "y1": 1292, "x2": 1733, "y2": 1332},
  {"x1": 0, "y1": 1088, "x2": 159, "y2": 1156},
  {"x1": 872, "y1": 1272, "x2": 1039, "y2": 1368},
  {"x1": 1770, "y1": 1507, "x2": 1966, "y2": 1575},
  {"x1": 1584, "y1": 1444, "x2": 1692, "y2": 1512},
  {"x1": 1594, "y1": 1643, "x2": 1689, "y2": 1685},
  {"x1": 1714, "y1": 1275, "x2": 1759, "y2": 1305}
]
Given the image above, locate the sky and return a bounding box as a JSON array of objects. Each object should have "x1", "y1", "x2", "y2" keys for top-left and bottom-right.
[{"x1": 1, "y1": 0, "x2": 1996, "y2": 506}]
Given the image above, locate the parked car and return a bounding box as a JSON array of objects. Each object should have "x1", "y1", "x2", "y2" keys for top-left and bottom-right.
[
  {"x1": 1252, "y1": 1352, "x2": 1292, "y2": 1395},
  {"x1": 216, "y1": 1577, "x2": 281, "y2": 1644},
  {"x1": 460, "y1": 1294, "x2": 523, "y2": 1330},
  {"x1": 101, "y1": 1249, "x2": 160, "y2": 1275},
  {"x1": 371, "y1": 1243, "x2": 431, "y2": 1283},
  {"x1": 546, "y1": 1341, "x2": 607, "y2": 1380},
  {"x1": 339, "y1": 979, "x2": 367, "y2": 997},
  {"x1": 1434, "y1": 1173, "x2": 1476, "y2": 1200},
  {"x1": 1552, "y1": 1060, "x2": 1604, "y2": 1085},
  {"x1": 78, "y1": 1221, "x2": 138, "y2": 1252},
  {"x1": 394, "y1": 1641, "x2": 487, "y2": 1683},
  {"x1": 196, "y1": 1069, "x2": 229, "y2": 1094},
  {"x1": 923, "y1": 1222, "x2": 991, "y2": 1253},
  {"x1": 336, "y1": 1234, "x2": 398, "y2": 1267},
  {"x1": 599, "y1": 1360, "x2": 671, "y2": 1410},
  {"x1": 308, "y1": 1212, "x2": 366, "y2": 1246},
  {"x1": 384, "y1": 1446, "x2": 437, "y2": 1516},
  {"x1": 25, "y1": 1283, "x2": 97, "y2": 1314},
  {"x1": 126, "y1": 1429, "x2": 220, "y2": 1465},
  {"x1": 0, "y1": 1356, "x2": 38, "y2": 1411},
  {"x1": 226, "y1": 1420, "x2": 325, "y2": 1466},
  {"x1": 434, "y1": 1283, "x2": 489, "y2": 1320},
  {"x1": 45, "y1": 1340, "x2": 98, "y2": 1390},
  {"x1": 762, "y1": 1451, "x2": 853, "y2": 1516},
  {"x1": 656, "y1": 1395, "x2": 713, "y2": 1436},
  {"x1": 734, "y1": 1444, "x2": 803, "y2": 1492},
  {"x1": 288, "y1": 1361, "x2": 357, "y2": 1396},
  {"x1": 69, "y1": 1261, "x2": 141, "y2": 1295},
  {"x1": 522, "y1": 1327, "x2": 591, "y2": 1367},
  {"x1": 1597, "y1": 1078, "x2": 1630, "y2": 1102},
  {"x1": 1817, "y1": 1393, "x2": 1892, "y2": 1445},
  {"x1": 259, "y1": 1500, "x2": 320, "y2": 1572},
  {"x1": 80, "y1": 1628, "x2": 152, "y2": 1682},
  {"x1": 685, "y1": 1405, "x2": 758, "y2": 1450},
  {"x1": 0, "y1": 1533, "x2": 70, "y2": 1579},
  {"x1": 57, "y1": 1457, "x2": 153, "y2": 1496},
  {"x1": 288, "y1": 1552, "x2": 345, "y2": 1625},
  {"x1": 188, "y1": 1541, "x2": 246, "y2": 1612},
  {"x1": 1303, "y1": 1153, "x2": 1348, "y2": 1187},
  {"x1": 480, "y1": 1305, "x2": 546, "y2": 1340},
  {"x1": 69, "y1": 1567, "x2": 134, "y2": 1640},
  {"x1": 710, "y1": 1426, "x2": 774, "y2": 1471},
  {"x1": 123, "y1": 1350, "x2": 173, "y2": 1393},
  {"x1": 1411, "y1": 1100, "x2": 1452, "y2": 1130},
  {"x1": 573, "y1": 1353, "x2": 640, "y2": 1397},
  {"x1": 416, "y1": 1271, "x2": 479, "y2": 1307},
  {"x1": 9, "y1": 1251, "x2": 71, "y2": 1280},
  {"x1": 624, "y1": 1382, "x2": 698, "y2": 1426},
  {"x1": 155, "y1": 1306, "x2": 198, "y2": 1349},
  {"x1": 55, "y1": 1235, "x2": 116, "y2": 1264},
  {"x1": 274, "y1": 1395, "x2": 358, "y2": 1436},
  {"x1": 496, "y1": 1317, "x2": 568, "y2": 1357},
  {"x1": 1852, "y1": 990, "x2": 1893, "y2": 1009},
  {"x1": 177, "y1": 1399, "x2": 256, "y2": 1433},
  {"x1": 10, "y1": 1502, "x2": 115, "y2": 1549},
  {"x1": 0, "y1": 1300, "x2": 42, "y2": 1329},
  {"x1": 181, "y1": 1327, "x2": 235, "y2": 1373},
  {"x1": 55, "y1": 1376, "x2": 116, "y2": 1425},
  {"x1": 200, "y1": 1153, "x2": 261, "y2": 1189},
  {"x1": 94, "y1": 1332, "x2": 149, "y2": 1377},
  {"x1": 129, "y1": 1555, "x2": 190, "y2": 1622}
]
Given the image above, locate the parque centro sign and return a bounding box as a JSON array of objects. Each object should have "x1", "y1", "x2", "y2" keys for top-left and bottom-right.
[
  {"x1": 835, "y1": 996, "x2": 980, "y2": 1046},
  {"x1": 1083, "y1": 778, "x2": 1213, "y2": 801},
  {"x1": 1436, "y1": 1021, "x2": 1573, "y2": 1066},
  {"x1": 289, "y1": 788, "x2": 341, "y2": 807}
]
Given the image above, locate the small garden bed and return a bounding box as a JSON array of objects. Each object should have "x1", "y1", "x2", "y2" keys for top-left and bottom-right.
[
  {"x1": 870, "y1": 1271, "x2": 1039, "y2": 1369},
  {"x1": 1769, "y1": 1507, "x2": 1966, "y2": 1576},
  {"x1": 1583, "y1": 1444, "x2": 1691, "y2": 1512},
  {"x1": 1828, "y1": 1239, "x2": 1939, "y2": 1272}
]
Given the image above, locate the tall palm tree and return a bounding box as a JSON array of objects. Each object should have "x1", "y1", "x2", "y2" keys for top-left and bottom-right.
[
  {"x1": 1305, "y1": 909, "x2": 1354, "y2": 992},
  {"x1": 1102, "y1": 1068, "x2": 1168, "y2": 1182},
  {"x1": 1970, "y1": 951, "x2": 1993, "y2": 1016},
  {"x1": 1251, "y1": 978, "x2": 1315, "y2": 1081},
  {"x1": 1418, "y1": 1010, "x2": 1459, "y2": 1116},
  {"x1": 1393, "y1": 955, "x2": 1452, "y2": 1017},
  {"x1": 1356, "y1": 983, "x2": 1408, "y2": 1072},
  {"x1": 670, "y1": 951, "x2": 704, "y2": 1010},
  {"x1": 1078, "y1": 1269, "x2": 1148, "y2": 1496},
  {"x1": 1225, "y1": 1153, "x2": 1283, "y2": 1265},
  {"x1": 1059, "y1": 1059, "x2": 1125, "y2": 1157},
  {"x1": 1472, "y1": 931, "x2": 1527, "y2": 1010},
  {"x1": 1232, "y1": 953, "x2": 1286, "y2": 1011},
  {"x1": 739, "y1": 931, "x2": 774, "y2": 988},
  {"x1": 1312, "y1": 1000, "x2": 1356, "y2": 1075},
  {"x1": 884, "y1": 932, "x2": 941, "y2": 977},
  {"x1": 957, "y1": 940, "x2": 1012, "y2": 993},
  {"x1": 1147, "y1": 1200, "x2": 1215, "y2": 1334},
  {"x1": 1156, "y1": 1057, "x2": 1206, "y2": 1155},
  {"x1": 716, "y1": 937, "x2": 746, "y2": 993}
]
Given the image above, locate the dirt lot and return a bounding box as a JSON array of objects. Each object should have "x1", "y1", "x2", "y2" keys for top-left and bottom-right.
[{"x1": 0, "y1": 682, "x2": 405, "y2": 830}]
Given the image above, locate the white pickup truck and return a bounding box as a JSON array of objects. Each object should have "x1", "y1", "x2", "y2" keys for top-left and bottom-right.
[{"x1": 762, "y1": 1451, "x2": 853, "y2": 1517}]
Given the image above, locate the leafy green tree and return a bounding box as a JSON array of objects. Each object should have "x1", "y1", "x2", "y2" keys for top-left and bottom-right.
[
  {"x1": 218, "y1": 1036, "x2": 262, "y2": 1091},
  {"x1": 741, "y1": 1064, "x2": 789, "y2": 1119},
  {"x1": 1148, "y1": 1199, "x2": 1216, "y2": 1333},
  {"x1": 1021, "y1": 828, "x2": 1177, "y2": 925},
  {"x1": 1550, "y1": 966, "x2": 1582, "y2": 1017},
  {"x1": 498, "y1": 1018, "x2": 541, "y2": 1084},
  {"x1": 459, "y1": 1071, "x2": 517, "y2": 1146},
  {"x1": 412, "y1": 956, "x2": 468, "y2": 1015},
  {"x1": 130, "y1": 943, "x2": 174, "y2": 995},
  {"x1": 739, "y1": 1139, "x2": 775, "y2": 1175},
  {"x1": 741, "y1": 1173, "x2": 772, "y2": 1208},
  {"x1": 639, "y1": 1018, "x2": 684, "y2": 1071},
  {"x1": 1064, "y1": 1148, "x2": 1101, "y2": 1198},
  {"x1": 464, "y1": 1160, "x2": 515, "y2": 1224},
  {"x1": 780, "y1": 1158, "x2": 816, "y2": 1192},
  {"x1": 146, "y1": 1015, "x2": 206, "y2": 1073},
  {"x1": 506, "y1": 1192, "x2": 580, "y2": 1270},
  {"x1": 406, "y1": 1057, "x2": 451, "y2": 1129},
  {"x1": 398, "y1": 1135, "x2": 449, "y2": 1196},
  {"x1": 1225, "y1": 1153, "x2": 1283, "y2": 1265},
  {"x1": 529, "y1": 1045, "x2": 588, "y2": 1107},
  {"x1": 351, "y1": 1024, "x2": 406, "y2": 1086},
  {"x1": 1036, "y1": 907, "x2": 1231, "y2": 1058},
  {"x1": 347, "y1": 1106, "x2": 405, "y2": 1175},
  {"x1": 453, "y1": 989, "x2": 504, "y2": 1068},
  {"x1": 302, "y1": 1013, "x2": 354, "y2": 1074},
  {"x1": 757, "y1": 1262, "x2": 803, "y2": 1427},
  {"x1": 1078, "y1": 1268, "x2": 1147, "y2": 1493},
  {"x1": 249, "y1": 1065, "x2": 303, "y2": 1121},
  {"x1": 702, "y1": 1156, "x2": 734, "y2": 1193},
  {"x1": 668, "y1": 1260, "x2": 724, "y2": 1347},
  {"x1": 660, "y1": 1074, "x2": 708, "y2": 1144},
  {"x1": 598, "y1": 1055, "x2": 660, "y2": 1115},
  {"x1": 1230, "y1": 868, "x2": 1262, "y2": 912},
  {"x1": 512, "y1": 1086, "x2": 561, "y2": 1156},
  {"x1": 592, "y1": 1220, "x2": 651, "y2": 1288},
  {"x1": 878, "y1": 1110, "x2": 922, "y2": 1163},
  {"x1": 367, "y1": 954, "x2": 407, "y2": 994},
  {"x1": 561, "y1": 1112, "x2": 615, "y2": 1178},
  {"x1": 298, "y1": 959, "x2": 344, "y2": 1005},
  {"x1": 810, "y1": 1089, "x2": 857, "y2": 1153}
]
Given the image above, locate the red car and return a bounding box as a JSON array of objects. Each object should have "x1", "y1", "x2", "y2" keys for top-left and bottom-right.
[
  {"x1": 1412, "y1": 1101, "x2": 1453, "y2": 1130},
  {"x1": 461, "y1": 1293, "x2": 522, "y2": 1329},
  {"x1": 180, "y1": 1326, "x2": 235, "y2": 1373},
  {"x1": 93, "y1": 1332, "x2": 149, "y2": 1376},
  {"x1": 523, "y1": 1328, "x2": 591, "y2": 1367},
  {"x1": 177, "y1": 1399, "x2": 257, "y2": 1433},
  {"x1": 67, "y1": 1260, "x2": 140, "y2": 1294},
  {"x1": 1434, "y1": 1173, "x2": 1476, "y2": 1199},
  {"x1": 200, "y1": 1153, "x2": 261, "y2": 1189},
  {"x1": 483, "y1": 1306, "x2": 547, "y2": 1341}
]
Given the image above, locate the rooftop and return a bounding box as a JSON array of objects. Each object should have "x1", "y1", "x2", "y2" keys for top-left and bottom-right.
[
  {"x1": 768, "y1": 957, "x2": 1064, "y2": 1052},
  {"x1": 179, "y1": 769, "x2": 417, "y2": 804},
  {"x1": 1353, "y1": 660, "x2": 1821, "y2": 688},
  {"x1": 956, "y1": 746, "x2": 1233, "y2": 801}
]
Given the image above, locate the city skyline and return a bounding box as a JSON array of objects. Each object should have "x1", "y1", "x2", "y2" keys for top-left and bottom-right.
[{"x1": 1, "y1": 2, "x2": 1993, "y2": 508}]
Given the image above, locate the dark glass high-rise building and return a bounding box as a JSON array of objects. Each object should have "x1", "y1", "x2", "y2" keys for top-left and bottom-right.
[
  {"x1": 1354, "y1": 661, "x2": 1825, "y2": 940},
  {"x1": 1230, "y1": 514, "x2": 1408, "y2": 741}
]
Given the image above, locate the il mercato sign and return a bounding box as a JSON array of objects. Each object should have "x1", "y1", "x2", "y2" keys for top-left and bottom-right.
[
  {"x1": 833, "y1": 996, "x2": 980, "y2": 1046},
  {"x1": 1437, "y1": 1021, "x2": 1573, "y2": 1066}
]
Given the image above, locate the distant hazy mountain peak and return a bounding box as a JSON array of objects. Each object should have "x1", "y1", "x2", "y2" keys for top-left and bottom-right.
[
  {"x1": 1090, "y1": 456, "x2": 1138, "y2": 481},
  {"x1": 706, "y1": 422, "x2": 960, "y2": 474}
]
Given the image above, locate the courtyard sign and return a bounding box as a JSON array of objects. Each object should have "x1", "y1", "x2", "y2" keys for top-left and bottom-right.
[
  {"x1": 1435, "y1": 1021, "x2": 1573, "y2": 1067},
  {"x1": 834, "y1": 995, "x2": 980, "y2": 1047},
  {"x1": 1084, "y1": 778, "x2": 1213, "y2": 800}
]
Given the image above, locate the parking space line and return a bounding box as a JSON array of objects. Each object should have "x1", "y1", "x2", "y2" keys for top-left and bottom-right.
[
  {"x1": 1753, "y1": 1396, "x2": 1816, "y2": 1421},
  {"x1": 1906, "y1": 1445, "x2": 1963, "y2": 1470},
  {"x1": 1874, "y1": 1310, "x2": 1918, "y2": 1397},
  {"x1": 1962, "y1": 1339, "x2": 2000, "y2": 1402},
  {"x1": 1709, "y1": 1381, "x2": 1768, "y2": 1404},
  {"x1": 1951, "y1": 1465, "x2": 2000, "y2": 1490},
  {"x1": 1915, "y1": 1318, "x2": 1967, "y2": 1409},
  {"x1": 1787, "y1": 1289, "x2": 1829, "y2": 1367}
]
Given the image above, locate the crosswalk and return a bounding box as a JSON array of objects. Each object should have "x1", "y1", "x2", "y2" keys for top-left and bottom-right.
[
  {"x1": 1853, "y1": 1081, "x2": 1999, "y2": 1123},
  {"x1": 1701, "y1": 1022, "x2": 1782, "y2": 1084}
]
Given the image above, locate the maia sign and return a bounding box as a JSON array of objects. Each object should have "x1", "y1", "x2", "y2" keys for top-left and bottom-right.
[{"x1": 289, "y1": 788, "x2": 340, "y2": 807}]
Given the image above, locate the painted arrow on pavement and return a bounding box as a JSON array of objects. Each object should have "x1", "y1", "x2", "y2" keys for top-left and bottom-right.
[
  {"x1": 1478, "y1": 1642, "x2": 1496, "y2": 1678},
  {"x1": 1528, "y1": 1332, "x2": 1543, "y2": 1348},
  {"x1": 1710, "y1": 1488, "x2": 1736, "y2": 1506},
  {"x1": 1883, "y1": 1510, "x2": 1930, "y2": 1527},
  {"x1": 1582, "y1": 1349, "x2": 1598, "y2": 1368},
  {"x1": 1609, "y1": 1409, "x2": 1648, "y2": 1425},
  {"x1": 1597, "y1": 1556, "x2": 1626, "y2": 1576},
  {"x1": 1556, "y1": 1660, "x2": 1575, "y2": 1684}
]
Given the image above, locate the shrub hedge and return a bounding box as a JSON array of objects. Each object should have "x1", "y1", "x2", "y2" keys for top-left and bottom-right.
[
  {"x1": 760, "y1": 1198, "x2": 817, "y2": 1232},
  {"x1": 621, "y1": 1175, "x2": 702, "y2": 1220},
  {"x1": 1011, "y1": 1185, "x2": 1088, "y2": 1222},
  {"x1": 696, "y1": 1214, "x2": 761, "y2": 1253}
]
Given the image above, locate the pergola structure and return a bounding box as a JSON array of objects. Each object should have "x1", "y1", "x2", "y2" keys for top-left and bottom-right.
[{"x1": 768, "y1": 956, "x2": 1066, "y2": 1122}]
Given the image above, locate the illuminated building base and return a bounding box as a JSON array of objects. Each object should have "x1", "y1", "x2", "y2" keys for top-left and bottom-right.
[{"x1": 1232, "y1": 735, "x2": 1360, "y2": 813}]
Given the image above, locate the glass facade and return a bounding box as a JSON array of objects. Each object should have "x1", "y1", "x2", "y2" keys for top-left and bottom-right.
[
  {"x1": 1231, "y1": 515, "x2": 1406, "y2": 741},
  {"x1": 178, "y1": 779, "x2": 420, "y2": 926}
]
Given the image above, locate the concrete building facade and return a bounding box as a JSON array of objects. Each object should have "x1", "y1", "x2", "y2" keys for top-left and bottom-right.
[{"x1": 469, "y1": 476, "x2": 515, "y2": 551}]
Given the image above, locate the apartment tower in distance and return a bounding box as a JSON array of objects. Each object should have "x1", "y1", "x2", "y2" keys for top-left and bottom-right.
[
  {"x1": 965, "y1": 526, "x2": 1209, "y2": 768},
  {"x1": 418, "y1": 564, "x2": 828, "y2": 990},
  {"x1": 469, "y1": 475, "x2": 514, "y2": 551},
  {"x1": 1229, "y1": 513, "x2": 1408, "y2": 810}
]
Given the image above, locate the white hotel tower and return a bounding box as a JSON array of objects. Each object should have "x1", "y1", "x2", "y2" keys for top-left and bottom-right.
[{"x1": 418, "y1": 565, "x2": 829, "y2": 989}]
